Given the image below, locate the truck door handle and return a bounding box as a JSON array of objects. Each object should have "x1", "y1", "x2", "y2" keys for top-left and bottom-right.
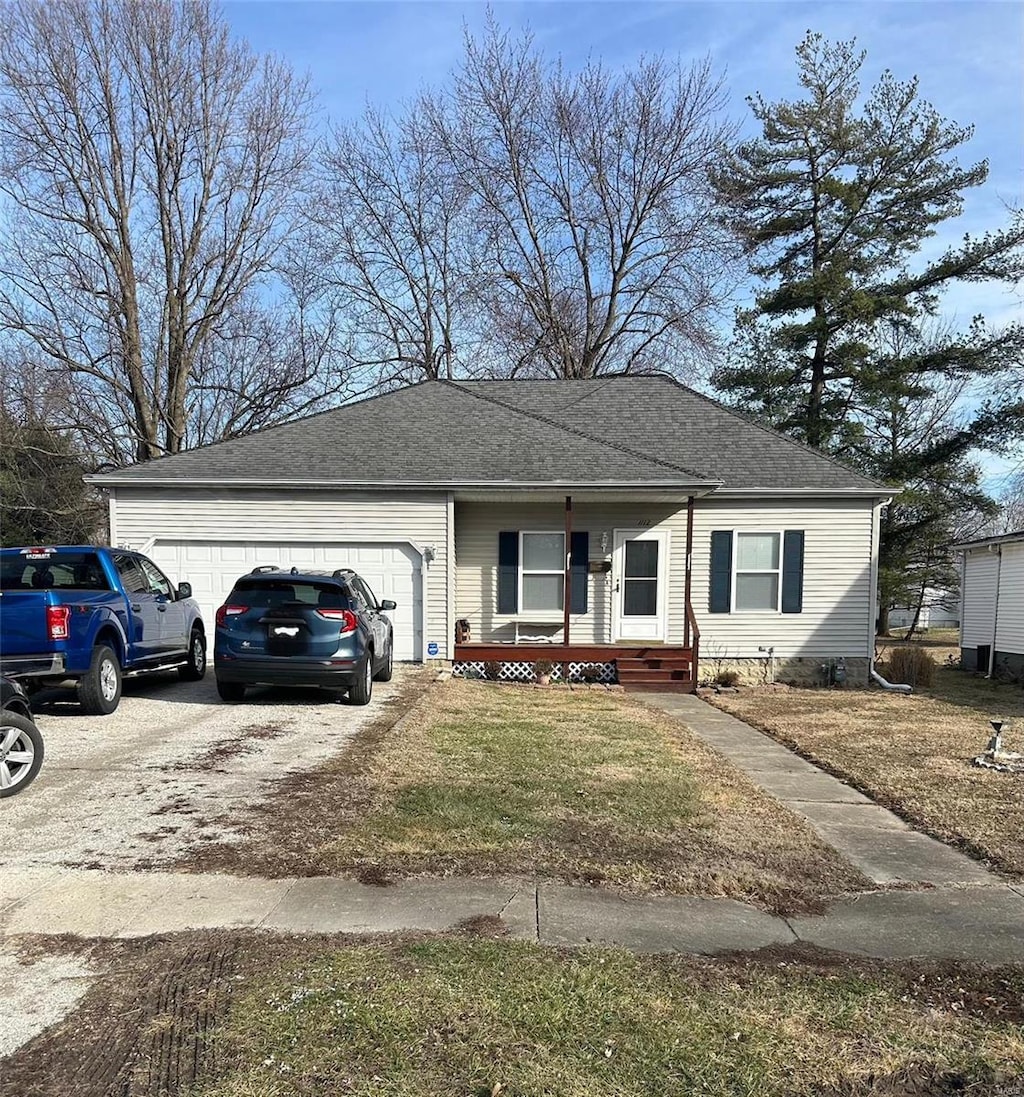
[
  {"x1": 131, "y1": 603, "x2": 141, "y2": 612},
  {"x1": 157, "y1": 604, "x2": 167, "y2": 612}
]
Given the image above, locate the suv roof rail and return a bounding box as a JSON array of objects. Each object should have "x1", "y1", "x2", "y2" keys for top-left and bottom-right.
[
  {"x1": 331, "y1": 568, "x2": 355, "y2": 580},
  {"x1": 251, "y1": 564, "x2": 280, "y2": 574}
]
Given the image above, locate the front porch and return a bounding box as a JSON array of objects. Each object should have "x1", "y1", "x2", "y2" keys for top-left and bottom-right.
[{"x1": 452, "y1": 642, "x2": 698, "y2": 692}]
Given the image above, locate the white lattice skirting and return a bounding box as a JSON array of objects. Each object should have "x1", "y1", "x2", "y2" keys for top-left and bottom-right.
[{"x1": 452, "y1": 660, "x2": 617, "y2": 684}]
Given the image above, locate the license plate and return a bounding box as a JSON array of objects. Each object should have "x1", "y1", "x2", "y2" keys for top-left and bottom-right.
[{"x1": 272, "y1": 626, "x2": 299, "y2": 637}]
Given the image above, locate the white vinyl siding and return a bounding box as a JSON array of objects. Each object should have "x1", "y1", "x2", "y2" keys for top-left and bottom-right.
[
  {"x1": 455, "y1": 497, "x2": 877, "y2": 658},
  {"x1": 995, "y1": 543, "x2": 1024, "y2": 655},
  {"x1": 960, "y1": 549, "x2": 999, "y2": 650},
  {"x1": 109, "y1": 487, "x2": 452, "y2": 660}
]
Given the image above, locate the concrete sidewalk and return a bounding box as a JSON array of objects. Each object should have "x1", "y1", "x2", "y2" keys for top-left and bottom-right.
[
  {"x1": 642, "y1": 692, "x2": 997, "y2": 887},
  {"x1": 2, "y1": 867, "x2": 1022, "y2": 963}
]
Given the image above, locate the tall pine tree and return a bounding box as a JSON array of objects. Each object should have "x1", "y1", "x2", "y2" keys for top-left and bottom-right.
[{"x1": 712, "y1": 34, "x2": 1024, "y2": 632}]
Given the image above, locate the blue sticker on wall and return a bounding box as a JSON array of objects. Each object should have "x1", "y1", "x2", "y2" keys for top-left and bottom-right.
[{"x1": 427, "y1": 641, "x2": 439, "y2": 657}]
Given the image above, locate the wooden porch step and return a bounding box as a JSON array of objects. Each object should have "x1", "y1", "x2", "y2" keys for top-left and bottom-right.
[
  {"x1": 621, "y1": 679, "x2": 695, "y2": 694},
  {"x1": 617, "y1": 657, "x2": 692, "y2": 671},
  {"x1": 617, "y1": 668, "x2": 692, "y2": 682}
]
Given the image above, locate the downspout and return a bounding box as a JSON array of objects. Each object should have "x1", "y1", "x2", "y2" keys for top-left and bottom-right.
[
  {"x1": 988, "y1": 545, "x2": 1003, "y2": 679},
  {"x1": 420, "y1": 548, "x2": 430, "y2": 665}
]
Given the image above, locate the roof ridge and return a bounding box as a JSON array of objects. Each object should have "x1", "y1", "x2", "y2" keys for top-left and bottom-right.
[
  {"x1": 647, "y1": 374, "x2": 888, "y2": 490},
  {"x1": 443, "y1": 379, "x2": 714, "y2": 482}
]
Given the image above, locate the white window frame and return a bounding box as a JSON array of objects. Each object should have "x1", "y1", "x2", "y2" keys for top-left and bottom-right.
[
  {"x1": 732, "y1": 530, "x2": 783, "y2": 613},
  {"x1": 518, "y1": 530, "x2": 566, "y2": 616}
]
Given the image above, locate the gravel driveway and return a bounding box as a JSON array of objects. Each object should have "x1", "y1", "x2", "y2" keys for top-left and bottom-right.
[{"x1": 3, "y1": 665, "x2": 419, "y2": 873}]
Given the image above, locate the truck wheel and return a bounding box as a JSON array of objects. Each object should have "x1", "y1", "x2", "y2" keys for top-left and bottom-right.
[
  {"x1": 0, "y1": 710, "x2": 44, "y2": 798},
  {"x1": 348, "y1": 653, "x2": 373, "y2": 706},
  {"x1": 178, "y1": 628, "x2": 207, "y2": 681},
  {"x1": 78, "y1": 645, "x2": 122, "y2": 715},
  {"x1": 216, "y1": 679, "x2": 246, "y2": 703}
]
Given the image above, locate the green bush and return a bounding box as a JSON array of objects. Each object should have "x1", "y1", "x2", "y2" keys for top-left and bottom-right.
[{"x1": 886, "y1": 645, "x2": 936, "y2": 688}]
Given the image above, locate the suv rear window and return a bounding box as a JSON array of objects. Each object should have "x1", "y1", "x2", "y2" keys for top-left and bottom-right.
[
  {"x1": 0, "y1": 551, "x2": 111, "y2": 592},
  {"x1": 231, "y1": 578, "x2": 353, "y2": 609}
]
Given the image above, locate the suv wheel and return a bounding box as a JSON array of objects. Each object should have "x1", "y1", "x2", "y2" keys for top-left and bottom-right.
[
  {"x1": 216, "y1": 679, "x2": 246, "y2": 703},
  {"x1": 374, "y1": 634, "x2": 394, "y2": 682},
  {"x1": 0, "y1": 711, "x2": 44, "y2": 797},
  {"x1": 349, "y1": 653, "x2": 373, "y2": 706}
]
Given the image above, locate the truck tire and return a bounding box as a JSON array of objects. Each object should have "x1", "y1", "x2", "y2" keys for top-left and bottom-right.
[
  {"x1": 178, "y1": 627, "x2": 207, "y2": 681},
  {"x1": 78, "y1": 645, "x2": 122, "y2": 715},
  {"x1": 0, "y1": 710, "x2": 44, "y2": 798}
]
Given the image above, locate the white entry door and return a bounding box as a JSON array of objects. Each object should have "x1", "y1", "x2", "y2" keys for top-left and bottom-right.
[{"x1": 612, "y1": 529, "x2": 669, "y2": 641}]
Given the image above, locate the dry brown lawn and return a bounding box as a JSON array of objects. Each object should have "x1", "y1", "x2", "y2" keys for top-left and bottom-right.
[
  {"x1": 712, "y1": 662, "x2": 1024, "y2": 877},
  {"x1": 187, "y1": 678, "x2": 870, "y2": 912}
]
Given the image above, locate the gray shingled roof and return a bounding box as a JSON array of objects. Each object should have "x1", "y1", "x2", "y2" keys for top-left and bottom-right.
[{"x1": 92, "y1": 377, "x2": 884, "y2": 492}]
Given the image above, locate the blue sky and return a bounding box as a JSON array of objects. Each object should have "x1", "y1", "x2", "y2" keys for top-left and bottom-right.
[{"x1": 224, "y1": 0, "x2": 1023, "y2": 483}]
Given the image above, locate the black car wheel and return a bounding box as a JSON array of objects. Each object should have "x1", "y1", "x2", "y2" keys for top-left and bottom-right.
[
  {"x1": 179, "y1": 627, "x2": 207, "y2": 681},
  {"x1": 374, "y1": 634, "x2": 394, "y2": 682},
  {"x1": 0, "y1": 710, "x2": 44, "y2": 797},
  {"x1": 349, "y1": 653, "x2": 373, "y2": 705},
  {"x1": 216, "y1": 679, "x2": 246, "y2": 703}
]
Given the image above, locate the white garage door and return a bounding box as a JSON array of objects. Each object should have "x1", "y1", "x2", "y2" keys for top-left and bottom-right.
[{"x1": 148, "y1": 540, "x2": 422, "y2": 661}]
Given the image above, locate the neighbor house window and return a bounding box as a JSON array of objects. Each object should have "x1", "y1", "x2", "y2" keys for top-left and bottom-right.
[
  {"x1": 734, "y1": 532, "x2": 781, "y2": 611},
  {"x1": 520, "y1": 532, "x2": 565, "y2": 611}
]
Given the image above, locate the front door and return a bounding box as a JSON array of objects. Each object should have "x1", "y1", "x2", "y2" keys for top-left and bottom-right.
[{"x1": 612, "y1": 529, "x2": 668, "y2": 641}]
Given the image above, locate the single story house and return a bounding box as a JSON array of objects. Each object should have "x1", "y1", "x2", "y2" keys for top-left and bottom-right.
[
  {"x1": 888, "y1": 591, "x2": 960, "y2": 631},
  {"x1": 956, "y1": 529, "x2": 1024, "y2": 677},
  {"x1": 89, "y1": 377, "x2": 892, "y2": 690}
]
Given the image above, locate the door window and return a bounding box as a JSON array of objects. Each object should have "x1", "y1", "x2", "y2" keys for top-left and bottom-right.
[
  {"x1": 139, "y1": 558, "x2": 174, "y2": 599},
  {"x1": 622, "y1": 540, "x2": 659, "y2": 616},
  {"x1": 112, "y1": 553, "x2": 148, "y2": 596},
  {"x1": 353, "y1": 577, "x2": 379, "y2": 610}
]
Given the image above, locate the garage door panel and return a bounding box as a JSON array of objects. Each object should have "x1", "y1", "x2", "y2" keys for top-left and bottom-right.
[{"x1": 150, "y1": 540, "x2": 422, "y2": 661}]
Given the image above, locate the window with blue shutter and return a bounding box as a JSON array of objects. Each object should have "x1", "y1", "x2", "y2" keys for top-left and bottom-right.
[
  {"x1": 709, "y1": 530, "x2": 732, "y2": 613},
  {"x1": 781, "y1": 530, "x2": 805, "y2": 613},
  {"x1": 570, "y1": 531, "x2": 589, "y2": 614},
  {"x1": 497, "y1": 531, "x2": 519, "y2": 613}
]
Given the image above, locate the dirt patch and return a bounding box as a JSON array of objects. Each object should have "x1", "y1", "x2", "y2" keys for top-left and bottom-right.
[{"x1": 162, "y1": 724, "x2": 288, "y2": 770}]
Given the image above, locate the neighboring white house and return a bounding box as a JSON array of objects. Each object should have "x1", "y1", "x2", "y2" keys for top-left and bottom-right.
[
  {"x1": 888, "y1": 591, "x2": 960, "y2": 630},
  {"x1": 88, "y1": 378, "x2": 893, "y2": 688},
  {"x1": 956, "y1": 530, "x2": 1024, "y2": 677}
]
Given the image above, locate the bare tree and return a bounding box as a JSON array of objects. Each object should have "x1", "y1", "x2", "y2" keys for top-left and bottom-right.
[
  {"x1": 443, "y1": 19, "x2": 739, "y2": 379},
  {"x1": 319, "y1": 18, "x2": 738, "y2": 385},
  {"x1": 0, "y1": 0, "x2": 327, "y2": 464},
  {"x1": 320, "y1": 102, "x2": 478, "y2": 388}
]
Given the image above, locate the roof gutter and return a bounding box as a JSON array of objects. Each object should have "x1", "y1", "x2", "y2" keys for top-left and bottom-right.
[{"x1": 86, "y1": 476, "x2": 725, "y2": 492}]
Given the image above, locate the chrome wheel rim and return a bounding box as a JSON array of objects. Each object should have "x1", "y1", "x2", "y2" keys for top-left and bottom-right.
[
  {"x1": 192, "y1": 635, "x2": 205, "y2": 673},
  {"x1": 0, "y1": 723, "x2": 36, "y2": 791},
  {"x1": 100, "y1": 659, "x2": 118, "y2": 701}
]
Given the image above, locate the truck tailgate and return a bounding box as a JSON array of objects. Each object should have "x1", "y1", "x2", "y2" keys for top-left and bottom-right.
[{"x1": 0, "y1": 591, "x2": 54, "y2": 655}]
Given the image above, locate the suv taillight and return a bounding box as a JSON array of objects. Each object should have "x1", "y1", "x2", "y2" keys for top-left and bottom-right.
[
  {"x1": 216, "y1": 604, "x2": 248, "y2": 627},
  {"x1": 316, "y1": 608, "x2": 359, "y2": 635},
  {"x1": 47, "y1": 604, "x2": 71, "y2": 640}
]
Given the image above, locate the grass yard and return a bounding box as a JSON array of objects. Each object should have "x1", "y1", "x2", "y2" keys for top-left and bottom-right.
[
  {"x1": 712, "y1": 662, "x2": 1024, "y2": 876},
  {"x1": 188, "y1": 679, "x2": 869, "y2": 912},
  {"x1": 5, "y1": 931, "x2": 1022, "y2": 1097}
]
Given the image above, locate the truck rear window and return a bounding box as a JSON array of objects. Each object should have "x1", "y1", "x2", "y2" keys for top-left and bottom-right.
[
  {"x1": 230, "y1": 579, "x2": 352, "y2": 609},
  {"x1": 0, "y1": 551, "x2": 112, "y2": 592}
]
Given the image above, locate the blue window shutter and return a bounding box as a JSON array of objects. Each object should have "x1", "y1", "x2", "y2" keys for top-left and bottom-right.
[
  {"x1": 709, "y1": 531, "x2": 732, "y2": 613},
  {"x1": 570, "y1": 531, "x2": 589, "y2": 614},
  {"x1": 782, "y1": 530, "x2": 805, "y2": 613},
  {"x1": 498, "y1": 531, "x2": 519, "y2": 614}
]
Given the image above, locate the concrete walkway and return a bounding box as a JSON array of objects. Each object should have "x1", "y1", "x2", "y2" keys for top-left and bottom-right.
[
  {"x1": 2, "y1": 867, "x2": 1023, "y2": 963},
  {"x1": 642, "y1": 692, "x2": 997, "y2": 887}
]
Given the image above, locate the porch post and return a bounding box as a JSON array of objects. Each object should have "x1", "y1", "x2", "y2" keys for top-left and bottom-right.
[
  {"x1": 684, "y1": 495, "x2": 694, "y2": 649},
  {"x1": 563, "y1": 495, "x2": 573, "y2": 652}
]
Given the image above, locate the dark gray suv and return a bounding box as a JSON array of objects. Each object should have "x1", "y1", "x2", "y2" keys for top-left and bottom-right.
[{"x1": 213, "y1": 566, "x2": 395, "y2": 705}]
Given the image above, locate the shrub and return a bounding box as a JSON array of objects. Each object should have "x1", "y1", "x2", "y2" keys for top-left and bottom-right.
[
  {"x1": 483, "y1": 660, "x2": 502, "y2": 682},
  {"x1": 886, "y1": 645, "x2": 936, "y2": 688},
  {"x1": 715, "y1": 669, "x2": 740, "y2": 687},
  {"x1": 533, "y1": 658, "x2": 554, "y2": 678}
]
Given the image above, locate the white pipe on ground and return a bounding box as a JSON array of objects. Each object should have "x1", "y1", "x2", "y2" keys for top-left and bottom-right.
[{"x1": 870, "y1": 668, "x2": 912, "y2": 693}]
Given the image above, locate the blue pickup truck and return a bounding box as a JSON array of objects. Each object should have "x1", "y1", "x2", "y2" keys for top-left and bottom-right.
[{"x1": 0, "y1": 546, "x2": 206, "y2": 714}]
